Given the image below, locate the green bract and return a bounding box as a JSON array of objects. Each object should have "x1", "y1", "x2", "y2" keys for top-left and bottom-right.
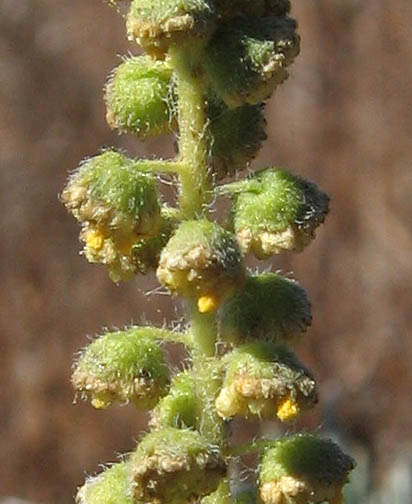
[
  {"x1": 219, "y1": 273, "x2": 311, "y2": 345},
  {"x1": 157, "y1": 219, "x2": 245, "y2": 307},
  {"x1": 207, "y1": 98, "x2": 267, "y2": 180},
  {"x1": 72, "y1": 327, "x2": 170, "y2": 409},
  {"x1": 150, "y1": 371, "x2": 198, "y2": 429},
  {"x1": 105, "y1": 56, "x2": 174, "y2": 137},
  {"x1": 259, "y1": 433, "x2": 355, "y2": 504},
  {"x1": 204, "y1": 15, "x2": 300, "y2": 108},
  {"x1": 220, "y1": 168, "x2": 329, "y2": 258},
  {"x1": 127, "y1": 0, "x2": 216, "y2": 56},
  {"x1": 129, "y1": 427, "x2": 226, "y2": 504},
  {"x1": 215, "y1": 342, "x2": 317, "y2": 421},
  {"x1": 76, "y1": 463, "x2": 134, "y2": 504}
]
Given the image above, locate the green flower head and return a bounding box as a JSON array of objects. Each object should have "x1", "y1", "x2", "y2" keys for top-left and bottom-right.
[{"x1": 72, "y1": 327, "x2": 170, "y2": 409}]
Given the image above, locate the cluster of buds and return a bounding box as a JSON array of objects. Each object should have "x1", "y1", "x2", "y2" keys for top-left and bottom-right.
[{"x1": 63, "y1": 1, "x2": 356, "y2": 503}]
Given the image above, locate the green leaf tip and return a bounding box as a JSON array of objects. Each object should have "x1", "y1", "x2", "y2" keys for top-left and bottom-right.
[
  {"x1": 221, "y1": 168, "x2": 330, "y2": 258},
  {"x1": 219, "y1": 272, "x2": 312, "y2": 346},
  {"x1": 127, "y1": 0, "x2": 216, "y2": 57},
  {"x1": 76, "y1": 462, "x2": 134, "y2": 504},
  {"x1": 130, "y1": 426, "x2": 226, "y2": 504},
  {"x1": 157, "y1": 219, "x2": 245, "y2": 311},
  {"x1": 72, "y1": 327, "x2": 170, "y2": 409},
  {"x1": 259, "y1": 433, "x2": 355, "y2": 504},
  {"x1": 216, "y1": 341, "x2": 317, "y2": 421},
  {"x1": 204, "y1": 15, "x2": 300, "y2": 108},
  {"x1": 105, "y1": 56, "x2": 175, "y2": 138}
]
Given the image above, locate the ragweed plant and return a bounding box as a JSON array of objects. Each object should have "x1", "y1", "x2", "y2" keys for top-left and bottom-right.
[{"x1": 62, "y1": 1, "x2": 355, "y2": 503}]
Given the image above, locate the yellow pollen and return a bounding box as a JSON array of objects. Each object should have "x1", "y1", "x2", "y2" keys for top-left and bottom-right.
[
  {"x1": 198, "y1": 294, "x2": 218, "y2": 313},
  {"x1": 86, "y1": 229, "x2": 105, "y2": 251},
  {"x1": 276, "y1": 396, "x2": 300, "y2": 421},
  {"x1": 91, "y1": 397, "x2": 109, "y2": 409}
]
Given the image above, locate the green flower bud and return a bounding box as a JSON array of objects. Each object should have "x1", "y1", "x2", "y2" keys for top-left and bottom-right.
[
  {"x1": 150, "y1": 371, "x2": 198, "y2": 429},
  {"x1": 207, "y1": 98, "x2": 267, "y2": 180},
  {"x1": 127, "y1": 0, "x2": 216, "y2": 57},
  {"x1": 76, "y1": 462, "x2": 134, "y2": 504},
  {"x1": 219, "y1": 273, "x2": 311, "y2": 346},
  {"x1": 72, "y1": 327, "x2": 170, "y2": 409},
  {"x1": 157, "y1": 219, "x2": 245, "y2": 312},
  {"x1": 105, "y1": 56, "x2": 175, "y2": 138},
  {"x1": 61, "y1": 151, "x2": 163, "y2": 281},
  {"x1": 259, "y1": 433, "x2": 355, "y2": 504},
  {"x1": 221, "y1": 168, "x2": 329, "y2": 258},
  {"x1": 204, "y1": 16, "x2": 300, "y2": 108},
  {"x1": 129, "y1": 427, "x2": 226, "y2": 504},
  {"x1": 216, "y1": 0, "x2": 290, "y2": 20},
  {"x1": 215, "y1": 342, "x2": 317, "y2": 422}
]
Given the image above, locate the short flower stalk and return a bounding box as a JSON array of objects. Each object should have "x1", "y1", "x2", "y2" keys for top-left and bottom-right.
[{"x1": 62, "y1": 1, "x2": 355, "y2": 503}]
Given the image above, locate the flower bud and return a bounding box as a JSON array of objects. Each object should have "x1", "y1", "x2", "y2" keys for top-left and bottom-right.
[
  {"x1": 157, "y1": 220, "x2": 245, "y2": 311},
  {"x1": 215, "y1": 342, "x2": 317, "y2": 422},
  {"x1": 129, "y1": 427, "x2": 226, "y2": 504},
  {"x1": 221, "y1": 168, "x2": 329, "y2": 258},
  {"x1": 204, "y1": 16, "x2": 300, "y2": 108},
  {"x1": 150, "y1": 371, "x2": 198, "y2": 429},
  {"x1": 259, "y1": 433, "x2": 355, "y2": 504},
  {"x1": 127, "y1": 0, "x2": 216, "y2": 57},
  {"x1": 61, "y1": 151, "x2": 163, "y2": 281},
  {"x1": 76, "y1": 462, "x2": 134, "y2": 504},
  {"x1": 105, "y1": 56, "x2": 175, "y2": 138},
  {"x1": 219, "y1": 273, "x2": 311, "y2": 346},
  {"x1": 72, "y1": 327, "x2": 170, "y2": 409},
  {"x1": 207, "y1": 98, "x2": 267, "y2": 180}
]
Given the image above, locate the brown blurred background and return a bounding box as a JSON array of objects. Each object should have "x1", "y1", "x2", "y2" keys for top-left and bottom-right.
[{"x1": 1, "y1": 0, "x2": 411, "y2": 502}]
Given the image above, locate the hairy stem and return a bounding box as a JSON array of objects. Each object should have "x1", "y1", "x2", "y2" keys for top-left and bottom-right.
[{"x1": 169, "y1": 45, "x2": 211, "y2": 219}]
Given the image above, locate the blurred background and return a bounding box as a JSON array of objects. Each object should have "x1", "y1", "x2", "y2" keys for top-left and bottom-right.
[{"x1": 1, "y1": 0, "x2": 411, "y2": 502}]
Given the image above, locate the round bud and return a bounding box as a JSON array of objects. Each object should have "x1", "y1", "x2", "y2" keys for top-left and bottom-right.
[
  {"x1": 222, "y1": 168, "x2": 329, "y2": 258},
  {"x1": 259, "y1": 433, "x2": 355, "y2": 504},
  {"x1": 204, "y1": 16, "x2": 300, "y2": 108},
  {"x1": 72, "y1": 327, "x2": 170, "y2": 409},
  {"x1": 150, "y1": 371, "x2": 198, "y2": 430},
  {"x1": 61, "y1": 151, "x2": 163, "y2": 281},
  {"x1": 219, "y1": 273, "x2": 311, "y2": 346},
  {"x1": 215, "y1": 342, "x2": 317, "y2": 421},
  {"x1": 105, "y1": 56, "x2": 175, "y2": 138},
  {"x1": 127, "y1": 0, "x2": 216, "y2": 57},
  {"x1": 207, "y1": 98, "x2": 267, "y2": 180},
  {"x1": 129, "y1": 427, "x2": 226, "y2": 504},
  {"x1": 76, "y1": 463, "x2": 134, "y2": 504},
  {"x1": 157, "y1": 219, "x2": 245, "y2": 310}
]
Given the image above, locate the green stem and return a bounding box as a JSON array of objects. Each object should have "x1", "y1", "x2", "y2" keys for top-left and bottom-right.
[
  {"x1": 169, "y1": 45, "x2": 211, "y2": 219},
  {"x1": 134, "y1": 159, "x2": 187, "y2": 174},
  {"x1": 188, "y1": 301, "x2": 225, "y2": 444}
]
